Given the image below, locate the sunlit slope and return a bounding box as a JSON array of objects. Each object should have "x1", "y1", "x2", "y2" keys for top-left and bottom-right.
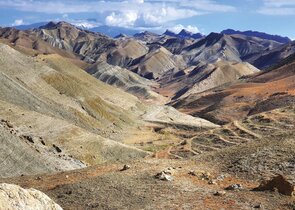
[{"x1": 0, "y1": 43, "x2": 149, "y2": 176}]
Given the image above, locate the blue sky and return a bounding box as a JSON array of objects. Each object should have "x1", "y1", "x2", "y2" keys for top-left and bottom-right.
[{"x1": 0, "y1": 0, "x2": 294, "y2": 38}]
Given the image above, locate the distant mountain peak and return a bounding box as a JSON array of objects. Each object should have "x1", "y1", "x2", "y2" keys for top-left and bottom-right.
[
  {"x1": 207, "y1": 32, "x2": 224, "y2": 39},
  {"x1": 221, "y1": 29, "x2": 291, "y2": 44},
  {"x1": 178, "y1": 29, "x2": 193, "y2": 36},
  {"x1": 163, "y1": 29, "x2": 177, "y2": 37},
  {"x1": 39, "y1": 21, "x2": 74, "y2": 30},
  {"x1": 202, "y1": 32, "x2": 225, "y2": 46},
  {"x1": 163, "y1": 29, "x2": 203, "y2": 39},
  {"x1": 114, "y1": 33, "x2": 128, "y2": 39},
  {"x1": 133, "y1": 31, "x2": 158, "y2": 37},
  {"x1": 39, "y1": 21, "x2": 56, "y2": 29}
]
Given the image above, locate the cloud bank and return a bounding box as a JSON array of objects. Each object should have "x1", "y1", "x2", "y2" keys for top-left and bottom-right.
[
  {"x1": 258, "y1": 0, "x2": 295, "y2": 15},
  {"x1": 0, "y1": 0, "x2": 236, "y2": 29}
]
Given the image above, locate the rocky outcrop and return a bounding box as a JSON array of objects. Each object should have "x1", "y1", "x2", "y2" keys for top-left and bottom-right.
[
  {"x1": 0, "y1": 183, "x2": 63, "y2": 210},
  {"x1": 254, "y1": 174, "x2": 295, "y2": 196}
]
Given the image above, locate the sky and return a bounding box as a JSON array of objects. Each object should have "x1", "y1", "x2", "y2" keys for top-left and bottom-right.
[{"x1": 0, "y1": 0, "x2": 294, "y2": 38}]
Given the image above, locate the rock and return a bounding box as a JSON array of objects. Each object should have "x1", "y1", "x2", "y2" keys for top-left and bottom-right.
[
  {"x1": 208, "y1": 180, "x2": 217, "y2": 185},
  {"x1": 53, "y1": 144, "x2": 62, "y2": 153},
  {"x1": 189, "y1": 170, "x2": 211, "y2": 180},
  {"x1": 163, "y1": 167, "x2": 174, "y2": 175},
  {"x1": 180, "y1": 140, "x2": 187, "y2": 145},
  {"x1": 216, "y1": 174, "x2": 226, "y2": 181},
  {"x1": 6, "y1": 121, "x2": 13, "y2": 128},
  {"x1": 188, "y1": 170, "x2": 197, "y2": 176},
  {"x1": 0, "y1": 183, "x2": 63, "y2": 210},
  {"x1": 155, "y1": 171, "x2": 173, "y2": 181},
  {"x1": 213, "y1": 191, "x2": 226, "y2": 196},
  {"x1": 120, "y1": 164, "x2": 131, "y2": 171},
  {"x1": 22, "y1": 135, "x2": 34, "y2": 143},
  {"x1": 225, "y1": 184, "x2": 242, "y2": 190},
  {"x1": 254, "y1": 204, "x2": 262, "y2": 209},
  {"x1": 254, "y1": 174, "x2": 295, "y2": 196}
]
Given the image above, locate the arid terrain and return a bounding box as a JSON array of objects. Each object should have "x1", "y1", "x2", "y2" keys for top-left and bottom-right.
[{"x1": 0, "y1": 21, "x2": 295, "y2": 210}]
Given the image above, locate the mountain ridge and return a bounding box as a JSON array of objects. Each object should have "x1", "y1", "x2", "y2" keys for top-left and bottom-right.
[{"x1": 222, "y1": 28, "x2": 291, "y2": 44}]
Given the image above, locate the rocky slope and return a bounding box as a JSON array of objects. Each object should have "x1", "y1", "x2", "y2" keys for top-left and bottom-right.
[
  {"x1": 161, "y1": 37, "x2": 195, "y2": 54},
  {"x1": 105, "y1": 39, "x2": 148, "y2": 67},
  {"x1": 130, "y1": 46, "x2": 185, "y2": 79},
  {"x1": 158, "y1": 60, "x2": 259, "y2": 100},
  {"x1": 250, "y1": 41, "x2": 295, "y2": 69},
  {"x1": 0, "y1": 43, "x2": 149, "y2": 176},
  {"x1": 0, "y1": 43, "x2": 217, "y2": 177},
  {"x1": 181, "y1": 32, "x2": 282, "y2": 65},
  {"x1": 37, "y1": 21, "x2": 115, "y2": 63},
  {"x1": 86, "y1": 61, "x2": 165, "y2": 102},
  {"x1": 1, "y1": 22, "x2": 286, "y2": 76},
  {"x1": 1, "y1": 22, "x2": 292, "y2": 124},
  {"x1": 172, "y1": 58, "x2": 295, "y2": 124},
  {"x1": 0, "y1": 27, "x2": 77, "y2": 59}
]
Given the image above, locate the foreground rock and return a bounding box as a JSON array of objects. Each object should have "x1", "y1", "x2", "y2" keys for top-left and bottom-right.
[
  {"x1": 225, "y1": 184, "x2": 243, "y2": 191},
  {"x1": 155, "y1": 168, "x2": 174, "y2": 181},
  {"x1": 120, "y1": 164, "x2": 131, "y2": 171},
  {"x1": 0, "y1": 183, "x2": 62, "y2": 210},
  {"x1": 254, "y1": 174, "x2": 295, "y2": 196}
]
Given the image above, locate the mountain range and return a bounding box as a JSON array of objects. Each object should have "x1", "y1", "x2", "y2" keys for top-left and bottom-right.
[
  {"x1": 0, "y1": 21, "x2": 294, "y2": 209},
  {"x1": 222, "y1": 29, "x2": 291, "y2": 44},
  {"x1": 14, "y1": 21, "x2": 291, "y2": 42}
]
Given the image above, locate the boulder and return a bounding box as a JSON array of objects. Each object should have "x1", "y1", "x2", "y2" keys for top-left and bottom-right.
[
  {"x1": 0, "y1": 183, "x2": 63, "y2": 210},
  {"x1": 254, "y1": 174, "x2": 295, "y2": 196},
  {"x1": 120, "y1": 164, "x2": 131, "y2": 171},
  {"x1": 225, "y1": 184, "x2": 242, "y2": 190},
  {"x1": 189, "y1": 170, "x2": 212, "y2": 180},
  {"x1": 155, "y1": 171, "x2": 173, "y2": 181},
  {"x1": 213, "y1": 191, "x2": 226, "y2": 196}
]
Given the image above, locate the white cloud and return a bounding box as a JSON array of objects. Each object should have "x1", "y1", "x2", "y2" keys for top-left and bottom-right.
[
  {"x1": 12, "y1": 19, "x2": 24, "y2": 26},
  {"x1": 180, "y1": 0, "x2": 236, "y2": 12},
  {"x1": 0, "y1": 0, "x2": 236, "y2": 28},
  {"x1": 258, "y1": 7, "x2": 295, "y2": 15},
  {"x1": 70, "y1": 20, "x2": 100, "y2": 29},
  {"x1": 169, "y1": 24, "x2": 200, "y2": 34},
  {"x1": 258, "y1": 0, "x2": 295, "y2": 15},
  {"x1": 131, "y1": 0, "x2": 144, "y2": 4},
  {"x1": 140, "y1": 7, "x2": 199, "y2": 26},
  {"x1": 262, "y1": 0, "x2": 295, "y2": 7},
  {"x1": 105, "y1": 11, "x2": 138, "y2": 27}
]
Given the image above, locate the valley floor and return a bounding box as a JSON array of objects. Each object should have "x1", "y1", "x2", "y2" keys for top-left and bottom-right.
[{"x1": 1, "y1": 106, "x2": 295, "y2": 210}]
